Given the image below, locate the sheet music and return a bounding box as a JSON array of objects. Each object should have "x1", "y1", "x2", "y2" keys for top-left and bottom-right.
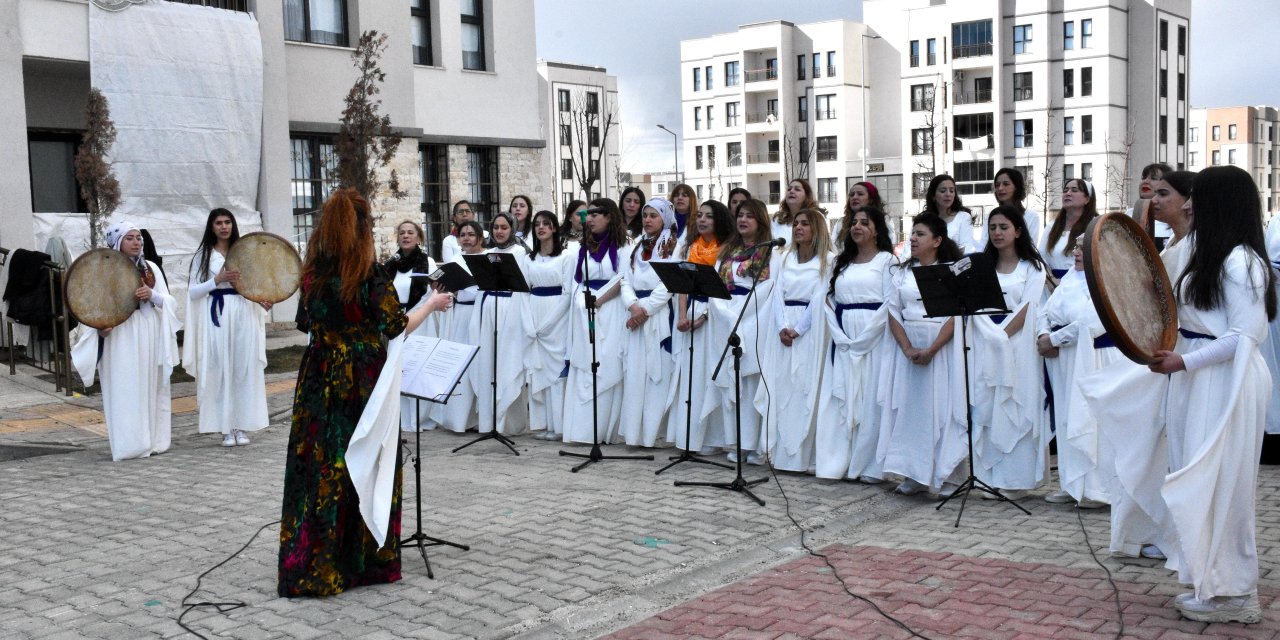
[{"x1": 401, "y1": 336, "x2": 478, "y2": 402}]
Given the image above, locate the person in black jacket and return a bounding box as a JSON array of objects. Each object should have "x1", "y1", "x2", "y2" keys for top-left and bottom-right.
[{"x1": 384, "y1": 220, "x2": 437, "y2": 311}]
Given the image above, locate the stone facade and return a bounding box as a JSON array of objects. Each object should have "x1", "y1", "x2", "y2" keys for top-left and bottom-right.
[
  {"x1": 500, "y1": 146, "x2": 550, "y2": 213},
  {"x1": 370, "y1": 142, "x2": 423, "y2": 260}
]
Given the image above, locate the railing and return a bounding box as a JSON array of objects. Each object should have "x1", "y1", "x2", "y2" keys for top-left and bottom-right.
[
  {"x1": 726, "y1": 116, "x2": 740, "y2": 127},
  {"x1": 815, "y1": 110, "x2": 837, "y2": 121},
  {"x1": 747, "y1": 152, "x2": 781, "y2": 164},
  {"x1": 1013, "y1": 87, "x2": 1033, "y2": 101},
  {"x1": 954, "y1": 89, "x2": 993, "y2": 105},
  {"x1": 827, "y1": 65, "x2": 837, "y2": 76},
  {"x1": 816, "y1": 150, "x2": 837, "y2": 162},
  {"x1": 745, "y1": 68, "x2": 779, "y2": 83},
  {"x1": 1, "y1": 247, "x2": 74, "y2": 396},
  {"x1": 909, "y1": 55, "x2": 920, "y2": 67},
  {"x1": 952, "y1": 43, "x2": 993, "y2": 58},
  {"x1": 745, "y1": 111, "x2": 778, "y2": 124},
  {"x1": 910, "y1": 99, "x2": 934, "y2": 112},
  {"x1": 166, "y1": 0, "x2": 250, "y2": 11},
  {"x1": 768, "y1": 192, "x2": 781, "y2": 205}
]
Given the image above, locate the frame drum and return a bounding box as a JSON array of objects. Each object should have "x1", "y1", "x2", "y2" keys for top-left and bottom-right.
[
  {"x1": 64, "y1": 248, "x2": 141, "y2": 330},
  {"x1": 224, "y1": 232, "x2": 302, "y2": 304},
  {"x1": 1082, "y1": 212, "x2": 1179, "y2": 364}
]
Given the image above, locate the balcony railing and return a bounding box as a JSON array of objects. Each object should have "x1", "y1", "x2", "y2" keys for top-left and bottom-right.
[
  {"x1": 827, "y1": 65, "x2": 837, "y2": 76},
  {"x1": 747, "y1": 152, "x2": 781, "y2": 164},
  {"x1": 1013, "y1": 87, "x2": 1033, "y2": 101},
  {"x1": 167, "y1": 0, "x2": 250, "y2": 11},
  {"x1": 910, "y1": 99, "x2": 935, "y2": 112},
  {"x1": 816, "y1": 150, "x2": 837, "y2": 162},
  {"x1": 815, "y1": 110, "x2": 837, "y2": 121},
  {"x1": 909, "y1": 55, "x2": 920, "y2": 67},
  {"x1": 745, "y1": 68, "x2": 779, "y2": 83},
  {"x1": 745, "y1": 111, "x2": 779, "y2": 124},
  {"x1": 952, "y1": 43, "x2": 993, "y2": 58},
  {"x1": 954, "y1": 89, "x2": 993, "y2": 105},
  {"x1": 768, "y1": 192, "x2": 782, "y2": 205}
]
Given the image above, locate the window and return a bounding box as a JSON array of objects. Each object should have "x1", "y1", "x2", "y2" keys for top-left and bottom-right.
[
  {"x1": 411, "y1": 0, "x2": 432, "y2": 65},
  {"x1": 798, "y1": 96, "x2": 808, "y2": 122},
  {"x1": 818, "y1": 178, "x2": 839, "y2": 203},
  {"x1": 1212, "y1": 125, "x2": 1221, "y2": 141},
  {"x1": 1013, "y1": 24, "x2": 1032, "y2": 54},
  {"x1": 26, "y1": 132, "x2": 86, "y2": 214},
  {"x1": 561, "y1": 159, "x2": 573, "y2": 180},
  {"x1": 909, "y1": 40, "x2": 920, "y2": 67},
  {"x1": 766, "y1": 58, "x2": 778, "y2": 80},
  {"x1": 1064, "y1": 69, "x2": 1074, "y2": 98},
  {"x1": 419, "y1": 144, "x2": 449, "y2": 254},
  {"x1": 1013, "y1": 72, "x2": 1033, "y2": 101},
  {"x1": 284, "y1": 0, "x2": 348, "y2": 46},
  {"x1": 912, "y1": 128, "x2": 933, "y2": 155},
  {"x1": 812, "y1": 53, "x2": 821, "y2": 79},
  {"x1": 1159, "y1": 19, "x2": 1168, "y2": 51},
  {"x1": 816, "y1": 136, "x2": 838, "y2": 162},
  {"x1": 1212, "y1": 150, "x2": 1221, "y2": 165},
  {"x1": 589, "y1": 159, "x2": 600, "y2": 179},
  {"x1": 1177, "y1": 118, "x2": 1185, "y2": 145},
  {"x1": 1014, "y1": 119, "x2": 1033, "y2": 148},
  {"x1": 815, "y1": 94, "x2": 835, "y2": 120},
  {"x1": 706, "y1": 105, "x2": 713, "y2": 129},
  {"x1": 1064, "y1": 116, "x2": 1075, "y2": 145},
  {"x1": 290, "y1": 134, "x2": 339, "y2": 242},
  {"x1": 799, "y1": 137, "x2": 809, "y2": 160},
  {"x1": 725, "y1": 61, "x2": 740, "y2": 86},
  {"x1": 952, "y1": 19, "x2": 993, "y2": 58},
  {"x1": 557, "y1": 89, "x2": 571, "y2": 112},
  {"x1": 1178, "y1": 72, "x2": 1185, "y2": 101},
  {"x1": 910, "y1": 84, "x2": 934, "y2": 111},
  {"x1": 1081, "y1": 67, "x2": 1093, "y2": 96},
  {"x1": 954, "y1": 113, "x2": 993, "y2": 146},
  {"x1": 1160, "y1": 115, "x2": 1168, "y2": 144},
  {"x1": 694, "y1": 106, "x2": 701, "y2": 131},
  {"x1": 707, "y1": 145, "x2": 717, "y2": 170},
  {"x1": 726, "y1": 102, "x2": 740, "y2": 126},
  {"x1": 1160, "y1": 74, "x2": 1167, "y2": 98},
  {"x1": 912, "y1": 172, "x2": 934, "y2": 199},
  {"x1": 727, "y1": 141, "x2": 742, "y2": 166},
  {"x1": 766, "y1": 98, "x2": 778, "y2": 117},
  {"x1": 695, "y1": 146, "x2": 703, "y2": 170},
  {"x1": 696, "y1": 185, "x2": 703, "y2": 199},
  {"x1": 586, "y1": 92, "x2": 599, "y2": 114},
  {"x1": 1229, "y1": 124, "x2": 1238, "y2": 140},
  {"x1": 1064, "y1": 164, "x2": 1075, "y2": 181},
  {"x1": 460, "y1": 0, "x2": 485, "y2": 71},
  {"x1": 974, "y1": 77, "x2": 992, "y2": 102},
  {"x1": 693, "y1": 67, "x2": 701, "y2": 91},
  {"x1": 466, "y1": 146, "x2": 498, "y2": 221},
  {"x1": 1229, "y1": 149, "x2": 1237, "y2": 165},
  {"x1": 589, "y1": 126, "x2": 600, "y2": 148},
  {"x1": 797, "y1": 54, "x2": 807, "y2": 79},
  {"x1": 1081, "y1": 19, "x2": 1092, "y2": 48},
  {"x1": 563, "y1": 191, "x2": 574, "y2": 204},
  {"x1": 827, "y1": 51, "x2": 837, "y2": 76},
  {"x1": 1064, "y1": 21, "x2": 1075, "y2": 50},
  {"x1": 927, "y1": 38, "x2": 937, "y2": 65},
  {"x1": 1082, "y1": 114, "x2": 1093, "y2": 144},
  {"x1": 558, "y1": 124, "x2": 570, "y2": 146},
  {"x1": 1189, "y1": 127, "x2": 1199, "y2": 143},
  {"x1": 1178, "y1": 25, "x2": 1187, "y2": 56},
  {"x1": 954, "y1": 160, "x2": 994, "y2": 194},
  {"x1": 1189, "y1": 151, "x2": 1198, "y2": 166},
  {"x1": 705, "y1": 65, "x2": 713, "y2": 90}
]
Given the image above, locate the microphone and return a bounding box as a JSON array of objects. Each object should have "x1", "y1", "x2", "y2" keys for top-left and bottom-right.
[
  {"x1": 580, "y1": 205, "x2": 607, "y2": 217},
  {"x1": 744, "y1": 237, "x2": 786, "y2": 251}
]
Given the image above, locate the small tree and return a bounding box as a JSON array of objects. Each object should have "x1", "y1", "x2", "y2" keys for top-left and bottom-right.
[
  {"x1": 1103, "y1": 117, "x2": 1138, "y2": 213},
  {"x1": 781, "y1": 123, "x2": 815, "y2": 186},
  {"x1": 1035, "y1": 108, "x2": 1062, "y2": 216},
  {"x1": 568, "y1": 86, "x2": 618, "y2": 199},
  {"x1": 336, "y1": 31, "x2": 405, "y2": 206},
  {"x1": 74, "y1": 88, "x2": 121, "y2": 249}
]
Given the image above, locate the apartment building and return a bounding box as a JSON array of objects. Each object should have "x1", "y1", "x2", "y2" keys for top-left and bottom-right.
[
  {"x1": 678, "y1": 20, "x2": 879, "y2": 219},
  {"x1": 864, "y1": 0, "x2": 1191, "y2": 231},
  {"x1": 537, "y1": 61, "x2": 622, "y2": 216},
  {"x1": 1188, "y1": 106, "x2": 1280, "y2": 216}
]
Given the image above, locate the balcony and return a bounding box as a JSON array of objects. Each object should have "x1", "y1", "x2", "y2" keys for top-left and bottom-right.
[
  {"x1": 166, "y1": 0, "x2": 250, "y2": 10},
  {"x1": 952, "y1": 43, "x2": 993, "y2": 59},
  {"x1": 745, "y1": 111, "x2": 779, "y2": 125},
  {"x1": 953, "y1": 89, "x2": 993, "y2": 105},
  {"x1": 816, "y1": 150, "x2": 837, "y2": 162},
  {"x1": 910, "y1": 99, "x2": 935, "y2": 112},
  {"x1": 815, "y1": 110, "x2": 837, "y2": 121},
  {"x1": 747, "y1": 152, "x2": 781, "y2": 164},
  {"x1": 768, "y1": 192, "x2": 782, "y2": 205},
  {"x1": 745, "y1": 68, "x2": 779, "y2": 83}
]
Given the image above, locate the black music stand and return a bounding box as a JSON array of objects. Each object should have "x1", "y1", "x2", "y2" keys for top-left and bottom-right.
[
  {"x1": 912, "y1": 253, "x2": 1031, "y2": 526},
  {"x1": 399, "y1": 340, "x2": 479, "y2": 578},
  {"x1": 649, "y1": 261, "x2": 734, "y2": 476},
  {"x1": 423, "y1": 262, "x2": 477, "y2": 293},
  {"x1": 456, "y1": 253, "x2": 529, "y2": 456}
]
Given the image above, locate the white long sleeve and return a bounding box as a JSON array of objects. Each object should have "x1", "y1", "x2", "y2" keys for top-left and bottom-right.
[{"x1": 1181, "y1": 334, "x2": 1240, "y2": 372}]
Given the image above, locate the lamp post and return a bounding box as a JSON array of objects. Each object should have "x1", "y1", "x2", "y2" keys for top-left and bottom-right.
[
  {"x1": 657, "y1": 124, "x2": 680, "y2": 185},
  {"x1": 860, "y1": 33, "x2": 881, "y2": 183}
]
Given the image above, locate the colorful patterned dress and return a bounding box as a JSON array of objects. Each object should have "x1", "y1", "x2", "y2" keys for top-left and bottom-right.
[{"x1": 278, "y1": 267, "x2": 407, "y2": 597}]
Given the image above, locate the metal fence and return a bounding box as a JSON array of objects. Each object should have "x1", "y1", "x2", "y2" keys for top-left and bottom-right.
[{"x1": 1, "y1": 247, "x2": 74, "y2": 395}]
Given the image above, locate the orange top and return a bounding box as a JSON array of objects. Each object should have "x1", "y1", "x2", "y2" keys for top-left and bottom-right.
[{"x1": 688, "y1": 236, "x2": 719, "y2": 266}]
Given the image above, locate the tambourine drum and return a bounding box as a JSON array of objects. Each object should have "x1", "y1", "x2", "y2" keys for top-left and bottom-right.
[
  {"x1": 64, "y1": 248, "x2": 141, "y2": 330},
  {"x1": 224, "y1": 232, "x2": 302, "y2": 304},
  {"x1": 1082, "y1": 212, "x2": 1179, "y2": 364}
]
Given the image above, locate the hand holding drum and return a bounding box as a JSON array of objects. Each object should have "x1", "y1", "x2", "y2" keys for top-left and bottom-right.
[
  {"x1": 1082, "y1": 212, "x2": 1179, "y2": 364},
  {"x1": 223, "y1": 232, "x2": 302, "y2": 304}
]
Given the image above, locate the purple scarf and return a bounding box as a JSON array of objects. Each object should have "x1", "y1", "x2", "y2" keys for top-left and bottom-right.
[{"x1": 575, "y1": 232, "x2": 619, "y2": 283}]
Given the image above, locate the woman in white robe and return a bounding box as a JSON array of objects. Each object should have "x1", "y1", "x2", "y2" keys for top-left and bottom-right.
[
  {"x1": 384, "y1": 220, "x2": 438, "y2": 431},
  {"x1": 72, "y1": 222, "x2": 180, "y2": 461},
  {"x1": 978, "y1": 168, "x2": 1042, "y2": 252},
  {"x1": 922, "y1": 174, "x2": 977, "y2": 253},
  {"x1": 771, "y1": 180, "x2": 819, "y2": 250},
  {"x1": 970, "y1": 207, "x2": 1050, "y2": 498},
  {"x1": 619, "y1": 198, "x2": 679, "y2": 447},
  {"x1": 703, "y1": 199, "x2": 780, "y2": 460},
  {"x1": 755, "y1": 208, "x2": 832, "y2": 472},
  {"x1": 562, "y1": 198, "x2": 632, "y2": 445},
  {"x1": 471, "y1": 213, "x2": 530, "y2": 436},
  {"x1": 879, "y1": 214, "x2": 968, "y2": 495},
  {"x1": 183, "y1": 209, "x2": 269, "y2": 446},
  {"x1": 1038, "y1": 179, "x2": 1099, "y2": 282},
  {"x1": 430, "y1": 221, "x2": 485, "y2": 432},
  {"x1": 815, "y1": 208, "x2": 895, "y2": 481},
  {"x1": 1263, "y1": 214, "x2": 1280, "y2": 436},
  {"x1": 524, "y1": 210, "x2": 574, "y2": 440}
]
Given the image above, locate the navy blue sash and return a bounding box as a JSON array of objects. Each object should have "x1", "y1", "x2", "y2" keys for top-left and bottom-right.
[
  {"x1": 210, "y1": 289, "x2": 242, "y2": 328},
  {"x1": 1179, "y1": 328, "x2": 1217, "y2": 341},
  {"x1": 530, "y1": 286, "x2": 563, "y2": 296},
  {"x1": 988, "y1": 314, "x2": 1008, "y2": 325},
  {"x1": 1051, "y1": 268, "x2": 1069, "y2": 279},
  {"x1": 830, "y1": 302, "x2": 883, "y2": 364},
  {"x1": 730, "y1": 285, "x2": 750, "y2": 296},
  {"x1": 586, "y1": 279, "x2": 610, "y2": 290},
  {"x1": 784, "y1": 299, "x2": 809, "y2": 307},
  {"x1": 454, "y1": 298, "x2": 475, "y2": 306}
]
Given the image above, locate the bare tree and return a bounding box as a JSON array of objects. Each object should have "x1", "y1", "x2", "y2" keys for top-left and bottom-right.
[
  {"x1": 908, "y1": 77, "x2": 946, "y2": 208},
  {"x1": 1033, "y1": 108, "x2": 1062, "y2": 216},
  {"x1": 781, "y1": 123, "x2": 815, "y2": 186},
  {"x1": 1103, "y1": 117, "x2": 1138, "y2": 214},
  {"x1": 74, "y1": 88, "x2": 121, "y2": 249},
  {"x1": 336, "y1": 31, "x2": 405, "y2": 206},
  {"x1": 567, "y1": 87, "x2": 618, "y2": 200}
]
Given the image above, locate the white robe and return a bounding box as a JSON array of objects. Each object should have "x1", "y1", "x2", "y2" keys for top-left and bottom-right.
[
  {"x1": 430, "y1": 254, "x2": 481, "y2": 432},
  {"x1": 1038, "y1": 269, "x2": 1120, "y2": 502},
  {"x1": 524, "y1": 252, "x2": 573, "y2": 436},
  {"x1": 771, "y1": 221, "x2": 794, "y2": 250},
  {"x1": 978, "y1": 208, "x2": 1042, "y2": 253},
  {"x1": 1037, "y1": 226, "x2": 1076, "y2": 278},
  {"x1": 472, "y1": 246, "x2": 530, "y2": 435},
  {"x1": 391, "y1": 258, "x2": 442, "y2": 431},
  {"x1": 183, "y1": 250, "x2": 268, "y2": 436},
  {"x1": 618, "y1": 245, "x2": 676, "y2": 447},
  {"x1": 72, "y1": 260, "x2": 180, "y2": 461},
  {"x1": 668, "y1": 290, "x2": 724, "y2": 452},
  {"x1": 1263, "y1": 217, "x2": 1280, "y2": 435},
  {"x1": 971, "y1": 261, "x2": 1049, "y2": 491},
  {"x1": 944, "y1": 211, "x2": 977, "y2": 253},
  {"x1": 755, "y1": 251, "x2": 830, "y2": 472},
  {"x1": 814, "y1": 251, "x2": 894, "y2": 480},
  {"x1": 878, "y1": 264, "x2": 968, "y2": 490},
  {"x1": 562, "y1": 245, "x2": 629, "y2": 445}
]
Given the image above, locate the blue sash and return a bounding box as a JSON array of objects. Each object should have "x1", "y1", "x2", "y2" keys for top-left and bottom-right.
[
  {"x1": 209, "y1": 289, "x2": 242, "y2": 328},
  {"x1": 830, "y1": 302, "x2": 883, "y2": 364},
  {"x1": 530, "y1": 286, "x2": 563, "y2": 296},
  {"x1": 1179, "y1": 328, "x2": 1217, "y2": 341}
]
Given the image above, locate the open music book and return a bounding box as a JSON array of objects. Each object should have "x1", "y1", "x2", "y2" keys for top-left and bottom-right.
[{"x1": 400, "y1": 336, "x2": 479, "y2": 402}]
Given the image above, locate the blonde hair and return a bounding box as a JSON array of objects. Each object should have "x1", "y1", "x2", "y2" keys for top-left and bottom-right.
[{"x1": 788, "y1": 208, "x2": 832, "y2": 273}]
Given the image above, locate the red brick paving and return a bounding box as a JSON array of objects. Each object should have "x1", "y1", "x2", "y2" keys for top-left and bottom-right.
[{"x1": 605, "y1": 545, "x2": 1279, "y2": 640}]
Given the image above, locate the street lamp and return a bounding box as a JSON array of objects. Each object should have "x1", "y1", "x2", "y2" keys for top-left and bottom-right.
[
  {"x1": 860, "y1": 33, "x2": 881, "y2": 183},
  {"x1": 656, "y1": 124, "x2": 680, "y2": 184}
]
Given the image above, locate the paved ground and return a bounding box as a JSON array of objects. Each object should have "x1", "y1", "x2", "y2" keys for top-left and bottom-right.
[{"x1": 0, "y1": 354, "x2": 1277, "y2": 640}]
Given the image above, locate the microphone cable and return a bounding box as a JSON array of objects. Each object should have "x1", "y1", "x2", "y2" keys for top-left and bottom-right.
[{"x1": 176, "y1": 519, "x2": 281, "y2": 640}]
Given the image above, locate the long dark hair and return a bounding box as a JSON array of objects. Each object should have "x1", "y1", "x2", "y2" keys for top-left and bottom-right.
[
  {"x1": 829, "y1": 207, "x2": 894, "y2": 296},
  {"x1": 1045, "y1": 178, "x2": 1098, "y2": 256},
  {"x1": 584, "y1": 197, "x2": 628, "y2": 251},
  {"x1": 993, "y1": 168, "x2": 1028, "y2": 211},
  {"x1": 528, "y1": 210, "x2": 564, "y2": 258},
  {"x1": 923, "y1": 174, "x2": 970, "y2": 216},
  {"x1": 727, "y1": 187, "x2": 752, "y2": 214},
  {"x1": 456, "y1": 220, "x2": 485, "y2": 254},
  {"x1": 900, "y1": 213, "x2": 962, "y2": 268},
  {"x1": 684, "y1": 199, "x2": 733, "y2": 258},
  {"x1": 194, "y1": 208, "x2": 240, "y2": 282},
  {"x1": 620, "y1": 186, "x2": 646, "y2": 237},
  {"x1": 560, "y1": 199, "x2": 587, "y2": 238},
  {"x1": 981, "y1": 206, "x2": 1049, "y2": 272},
  {"x1": 508, "y1": 194, "x2": 534, "y2": 237},
  {"x1": 1177, "y1": 166, "x2": 1277, "y2": 320}
]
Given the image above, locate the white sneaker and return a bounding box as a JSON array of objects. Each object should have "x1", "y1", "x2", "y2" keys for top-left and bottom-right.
[
  {"x1": 221, "y1": 434, "x2": 236, "y2": 447},
  {"x1": 233, "y1": 430, "x2": 250, "y2": 446},
  {"x1": 1177, "y1": 593, "x2": 1261, "y2": 624},
  {"x1": 1076, "y1": 498, "x2": 1109, "y2": 509},
  {"x1": 858, "y1": 475, "x2": 885, "y2": 485},
  {"x1": 1141, "y1": 544, "x2": 1167, "y2": 560},
  {"x1": 1174, "y1": 592, "x2": 1196, "y2": 605},
  {"x1": 1044, "y1": 490, "x2": 1074, "y2": 504},
  {"x1": 894, "y1": 478, "x2": 926, "y2": 496}
]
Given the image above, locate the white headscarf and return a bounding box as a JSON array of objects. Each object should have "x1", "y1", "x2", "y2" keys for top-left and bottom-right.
[
  {"x1": 105, "y1": 220, "x2": 144, "y2": 268},
  {"x1": 643, "y1": 197, "x2": 677, "y2": 261}
]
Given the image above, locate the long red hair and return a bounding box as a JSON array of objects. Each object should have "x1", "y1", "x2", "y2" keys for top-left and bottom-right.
[{"x1": 302, "y1": 188, "x2": 375, "y2": 303}]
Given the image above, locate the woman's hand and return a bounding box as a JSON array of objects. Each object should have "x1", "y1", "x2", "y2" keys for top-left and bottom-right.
[
  {"x1": 1036, "y1": 334, "x2": 1059, "y2": 358},
  {"x1": 215, "y1": 268, "x2": 241, "y2": 285},
  {"x1": 625, "y1": 304, "x2": 648, "y2": 331},
  {"x1": 779, "y1": 327, "x2": 798, "y2": 347},
  {"x1": 135, "y1": 285, "x2": 152, "y2": 302},
  {"x1": 98, "y1": 327, "x2": 113, "y2": 338},
  {"x1": 1147, "y1": 350, "x2": 1185, "y2": 374},
  {"x1": 676, "y1": 316, "x2": 692, "y2": 332},
  {"x1": 260, "y1": 301, "x2": 273, "y2": 311},
  {"x1": 909, "y1": 346, "x2": 935, "y2": 366},
  {"x1": 424, "y1": 291, "x2": 453, "y2": 313}
]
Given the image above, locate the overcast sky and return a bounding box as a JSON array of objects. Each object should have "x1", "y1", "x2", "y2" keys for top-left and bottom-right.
[{"x1": 534, "y1": 0, "x2": 1279, "y2": 175}]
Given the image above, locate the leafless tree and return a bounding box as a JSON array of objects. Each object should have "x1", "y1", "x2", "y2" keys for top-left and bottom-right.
[
  {"x1": 74, "y1": 88, "x2": 121, "y2": 249},
  {"x1": 1103, "y1": 117, "x2": 1138, "y2": 214},
  {"x1": 336, "y1": 31, "x2": 405, "y2": 206},
  {"x1": 781, "y1": 123, "x2": 815, "y2": 187},
  {"x1": 1033, "y1": 108, "x2": 1062, "y2": 216},
  {"x1": 567, "y1": 86, "x2": 618, "y2": 200}
]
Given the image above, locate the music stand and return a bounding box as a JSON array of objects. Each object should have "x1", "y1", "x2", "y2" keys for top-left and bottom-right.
[
  {"x1": 456, "y1": 253, "x2": 529, "y2": 456},
  {"x1": 912, "y1": 253, "x2": 1031, "y2": 526},
  {"x1": 649, "y1": 261, "x2": 734, "y2": 476}
]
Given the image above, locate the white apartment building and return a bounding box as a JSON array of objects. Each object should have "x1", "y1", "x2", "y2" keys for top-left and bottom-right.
[
  {"x1": 626, "y1": 171, "x2": 683, "y2": 200},
  {"x1": 6, "y1": 0, "x2": 546, "y2": 321},
  {"x1": 537, "y1": 61, "x2": 621, "y2": 216},
  {"x1": 865, "y1": 0, "x2": 1191, "y2": 230},
  {"x1": 678, "y1": 20, "x2": 878, "y2": 219},
  {"x1": 1187, "y1": 106, "x2": 1280, "y2": 217}
]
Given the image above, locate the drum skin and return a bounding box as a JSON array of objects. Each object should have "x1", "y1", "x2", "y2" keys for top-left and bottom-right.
[
  {"x1": 224, "y1": 232, "x2": 302, "y2": 304},
  {"x1": 1082, "y1": 213, "x2": 1178, "y2": 364},
  {"x1": 64, "y1": 248, "x2": 141, "y2": 330}
]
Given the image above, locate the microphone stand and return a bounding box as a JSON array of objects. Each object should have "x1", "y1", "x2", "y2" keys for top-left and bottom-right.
[
  {"x1": 656, "y1": 294, "x2": 733, "y2": 475},
  {"x1": 561, "y1": 227, "x2": 653, "y2": 472}
]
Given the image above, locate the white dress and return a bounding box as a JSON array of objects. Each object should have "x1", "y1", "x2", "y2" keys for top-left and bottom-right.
[
  {"x1": 668, "y1": 284, "x2": 724, "y2": 452},
  {"x1": 970, "y1": 261, "x2": 1049, "y2": 491},
  {"x1": 814, "y1": 252, "x2": 894, "y2": 480},
  {"x1": 71, "y1": 260, "x2": 180, "y2": 461},
  {"x1": 1037, "y1": 269, "x2": 1121, "y2": 503},
  {"x1": 183, "y1": 251, "x2": 268, "y2": 436},
  {"x1": 430, "y1": 254, "x2": 481, "y2": 432},
  {"x1": 702, "y1": 251, "x2": 780, "y2": 453},
  {"x1": 944, "y1": 211, "x2": 977, "y2": 253},
  {"x1": 1037, "y1": 226, "x2": 1076, "y2": 279},
  {"x1": 472, "y1": 246, "x2": 530, "y2": 435},
  {"x1": 977, "y1": 207, "x2": 1042, "y2": 253},
  {"x1": 391, "y1": 257, "x2": 440, "y2": 431},
  {"x1": 562, "y1": 244, "x2": 630, "y2": 444},
  {"x1": 441, "y1": 234, "x2": 460, "y2": 263},
  {"x1": 618, "y1": 245, "x2": 676, "y2": 447},
  {"x1": 878, "y1": 263, "x2": 968, "y2": 490},
  {"x1": 1263, "y1": 218, "x2": 1280, "y2": 435},
  {"x1": 524, "y1": 251, "x2": 573, "y2": 437},
  {"x1": 755, "y1": 251, "x2": 829, "y2": 472},
  {"x1": 771, "y1": 220, "x2": 794, "y2": 250}
]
